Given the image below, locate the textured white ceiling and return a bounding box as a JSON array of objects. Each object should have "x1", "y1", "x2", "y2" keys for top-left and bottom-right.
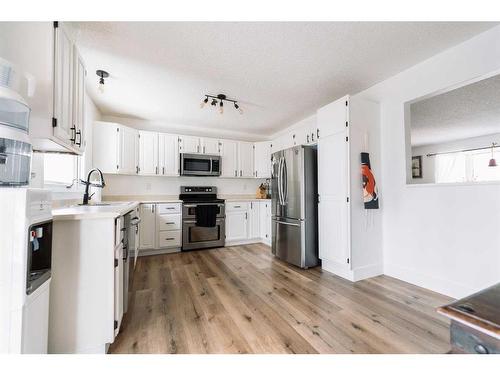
[
  {"x1": 411, "y1": 74, "x2": 500, "y2": 147},
  {"x1": 73, "y1": 22, "x2": 497, "y2": 139}
]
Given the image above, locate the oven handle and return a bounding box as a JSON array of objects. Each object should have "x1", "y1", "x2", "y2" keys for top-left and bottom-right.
[
  {"x1": 183, "y1": 219, "x2": 224, "y2": 224},
  {"x1": 183, "y1": 203, "x2": 224, "y2": 208}
]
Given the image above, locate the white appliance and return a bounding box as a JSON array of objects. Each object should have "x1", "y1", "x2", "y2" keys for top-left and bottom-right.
[
  {"x1": 0, "y1": 57, "x2": 32, "y2": 186},
  {"x1": 0, "y1": 188, "x2": 52, "y2": 353}
]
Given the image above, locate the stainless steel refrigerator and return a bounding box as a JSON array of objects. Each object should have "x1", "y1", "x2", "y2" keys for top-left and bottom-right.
[{"x1": 271, "y1": 145, "x2": 319, "y2": 268}]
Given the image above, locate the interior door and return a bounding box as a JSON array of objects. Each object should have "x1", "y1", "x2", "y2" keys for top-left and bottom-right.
[
  {"x1": 139, "y1": 131, "x2": 158, "y2": 175},
  {"x1": 220, "y1": 140, "x2": 238, "y2": 177},
  {"x1": 238, "y1": 141, "x2": 254, "y2": 178},
  {"x1": 159, "y1": 133, "x2": 180, "y2": 176}
]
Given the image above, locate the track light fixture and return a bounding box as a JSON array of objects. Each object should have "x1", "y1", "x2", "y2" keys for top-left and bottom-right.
[
  {"x1": 200, "y1": 94, "x2": 243, "y2": 115},
  {"x1": 96, "y1": 69, "x2": 109, "y2": 94}
]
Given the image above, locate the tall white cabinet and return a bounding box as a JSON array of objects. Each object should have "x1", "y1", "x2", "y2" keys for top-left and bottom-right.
[{"x1": 317, "y1": 95, "x2": 382, "y2": 282}]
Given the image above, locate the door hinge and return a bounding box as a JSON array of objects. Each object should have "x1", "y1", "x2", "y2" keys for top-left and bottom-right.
[
  {"x1": 114, "y1": 320, "x2": 118, "y2": 330},
  {"x1": 346, "y1": 197, "x2": 349, "y2": 203},
  {"x1": 116, "y1": 165, "x2": 119, "y2": 170},
  {"x1": 52, "y1": 117, "x2": 57, "y2": 128},
  {"x1": 114, "y1": 258, "x2": 118, "y2": 267},
  {"x1": 345, "y1": 100, "x2": 348, "y2": 106},
  {"x1": 346, "y1": 136, "x2": 349, "y2": 142},
  {"x1": 117, "y1": 127, "x2": 119, "y2": 132},
  {"x1": 53, "y1": 21, "x2": 59, "y2": 29},
  {"x1": 347, "y1": 258, "x2": 350, "y2": 264},
  {"x1": 346, "y1": 121, "x2": 348, "y2": 127}
]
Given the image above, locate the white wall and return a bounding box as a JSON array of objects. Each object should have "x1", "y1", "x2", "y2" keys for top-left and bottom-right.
[
  {"x1": 83, "y1": 91, "x2": 102, "y2": 175},
  {"x1": 102, "y1": 175, "x2": 265, "y2": 197},
  {"x1": 357, "y1": 25, "x2": 500, "y2": 298}
]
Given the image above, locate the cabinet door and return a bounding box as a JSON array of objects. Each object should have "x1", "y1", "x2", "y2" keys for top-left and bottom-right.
[
  {"x1": 259, "y1": 201, "x2": 271, "y2": 243},
  {"x1": 92, "y1": 122, "x2": 119, "y2": 174},
  {"x1": 72, "y1": 47, "x2": 86, "y2": 151},
  {"x1": 249, "y1": 201, "x2": 260, "y2": 239},
  {"x1": 159, "y1": 133, "x2": 180, "y2": 176},
  {"x1": 220, "y1": 140, "x2": 238, "y2": 178},
  {"x1": 238, "y1": 141, "x2": 254, "y2": 178},
  {"x1": 317, "y1": 95, "x2": 349, "y2": 139},
  {"x1": 179, "y1": 136, "x2": 200, "y2": 154},
  {"x1": 118, "y1": 126, "x2": 139, "y2": 175},
  {"x1": 201, "y1": 137, "x2": 220, "y2": 155},
  {"x1": 318, "y1": 131, "x2": 350, "y2": 267},
  {"x1": 139, "y1": 204, "x2": 156, "y2": 250},
  {"x1": 254, "y1": 141, "x2": 272, "y2": 178},
  {"x1": 138, "y1": 131, "x2": 159, "y2": 175},
  {"x1": 226, "y1": 211, "x2": 248, "y2": 241},
  {"x1": 53, "y1": 23, "x2": 74, "y2": 145}
]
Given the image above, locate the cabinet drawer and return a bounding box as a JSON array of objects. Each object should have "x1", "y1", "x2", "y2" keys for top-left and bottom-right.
[
  {"x1": 157, "y1": 203, "x2": 181, "y2": 214},
  {"x1": 157, "y1": 214, "x2": 182, "y2": 231},
  {"x1": 226, "y1": 202, "x2": 249, "y2": 212},
  {"x1": 158, "y1": 230, "x2": 182, "y2": 248}
]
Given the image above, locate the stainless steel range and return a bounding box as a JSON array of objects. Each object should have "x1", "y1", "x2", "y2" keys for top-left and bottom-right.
[{"x1": 180, "y1": 186, "x2": 225, "y2": 251}]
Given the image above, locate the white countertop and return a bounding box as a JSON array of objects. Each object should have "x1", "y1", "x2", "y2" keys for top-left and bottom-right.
[
  {"x1": 52, "y1": 201, "x2": 140, "y2": 221},
  {"x1": 102, "y1": 195, "x2": 270, "y2": 203}
]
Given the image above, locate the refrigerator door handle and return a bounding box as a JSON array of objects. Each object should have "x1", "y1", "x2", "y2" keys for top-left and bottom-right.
[
  {"x1": 274, "y1": 220, "x2": 301, "y2": 227},
  {"x1": 277, "y1": 156, "x2": 283, "y2": 205},
  {"x1": 282, "y1": 157, "x2": 288, "y2": 204}
]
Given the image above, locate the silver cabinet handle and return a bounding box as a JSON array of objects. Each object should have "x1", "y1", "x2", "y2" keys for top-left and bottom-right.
[
  {"x1": 165, "y1": 237, "x2": 175, "y2": 241},
  {"x1": 197, "y1": 145, "x2": 200, "y2": 153},
  {"x1": 162, "y1": 166, "x2": 165, "y2": 175},
  {"x1": 245, "y1": 212, "x2": 248, "y2": 220},
  {"x1": 240, "y1": 170, "x2": 242, "y2": 177},
  {"x1": 166, "y1": 222, "x2": 175, "y2": 224},
  {"x1": 203, "y1": 146, "x2": 206, "y2": 153},
  {"x1": 152, "y1": 205, "x2": 155, "y2": 213},
  {"x1": 234, "y1": 205, "x2": 241, "y2": 208},
  {"x1": 235, "y1": 170, "x2": 237, "y2": 177},
  {"x1": 155, "y1": 166, "x2": 158, "y2": 174},
  {"x1": 275, "y1": 220, "x2": 301, "y2": 227}
]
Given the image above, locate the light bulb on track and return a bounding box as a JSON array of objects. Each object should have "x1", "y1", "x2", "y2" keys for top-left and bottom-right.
[
  {"x1": 200, "y1": 96, "x2": 208, "y2": 108},
  {"x1": 219, "y1": 100, "x2": 224, "y2": 114}
]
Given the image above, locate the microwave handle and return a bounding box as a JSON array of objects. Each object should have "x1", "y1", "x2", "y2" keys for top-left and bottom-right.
[{"x1": 210, "y1": 158, "x2": 213, "y2": 174}]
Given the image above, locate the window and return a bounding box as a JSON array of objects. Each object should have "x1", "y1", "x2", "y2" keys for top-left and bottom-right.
[
  {"x1": 435, "y1": 150, "x2": 500, "y2": 183},
  {"x1": 43, "y1": 153, "x2": 79, "y2": 186}
]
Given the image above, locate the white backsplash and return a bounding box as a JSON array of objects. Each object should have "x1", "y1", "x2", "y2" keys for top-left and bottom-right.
[{"x1": 102, "y1": 174, "x2": 267, "y2": 196}]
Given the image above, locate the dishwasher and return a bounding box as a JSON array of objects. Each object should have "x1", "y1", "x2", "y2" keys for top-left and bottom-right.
[{"x1": 123, "y1": 208, "x2": 141, "y2": 314}]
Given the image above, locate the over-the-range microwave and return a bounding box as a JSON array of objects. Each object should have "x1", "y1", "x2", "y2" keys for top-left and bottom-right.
[{"x1": 180, "y1": 153, "x2": 221, "y2": 176}]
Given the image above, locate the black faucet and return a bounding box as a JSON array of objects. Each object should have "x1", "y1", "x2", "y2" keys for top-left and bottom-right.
[{"x1": 81, "y1": 168, "x2": 106, "y2": 205}]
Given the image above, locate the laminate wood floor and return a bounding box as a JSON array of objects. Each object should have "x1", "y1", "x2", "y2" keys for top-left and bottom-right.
[{"x1": 110, "y1": 243, "x2": 453, "y2": 354}]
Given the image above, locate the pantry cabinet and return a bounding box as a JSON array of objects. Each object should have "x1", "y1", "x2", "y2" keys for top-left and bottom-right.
[
  {"x1": 159, "y1": 133, "x2": 180, "y2": 176},
  {"x1": 317, "y1": 95, "x2": 382, "y2": 282},
  {"x1": 138, "y1": 130, "x2": 159, "y2": 175},
  {"x1": 254, "y1": 141, "x2": 272, "y2": 178}
]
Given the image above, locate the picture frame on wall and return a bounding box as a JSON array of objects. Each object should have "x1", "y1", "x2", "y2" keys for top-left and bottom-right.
[{"x1": 412, "y1": 155, "x2": 423, "y2": 178}]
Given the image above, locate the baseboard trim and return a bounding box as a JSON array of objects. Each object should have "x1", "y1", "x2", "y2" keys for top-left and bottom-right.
[
  {"x1": 384, "y1": 262, "x2": 476, "y2": 299},
  {"x1": 138, "y1": 247, "x2": 181, "y2": 257},
  {"x1": 225, "y1": 238, "x2": 263, "y2": 247},
  {"x1": 321, "y1": 259, "x2": 355, "y2": 281},
  {"x1": 352, "y1": 262, "x2": 384, "y2": 282}
]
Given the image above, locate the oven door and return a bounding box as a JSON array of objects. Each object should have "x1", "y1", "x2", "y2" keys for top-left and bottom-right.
[
  {"x1": 182, "y1": 218, "x2": 225, "y2": 251},
  {"x1": 27, "y1": 220, "x2": 52, "y2": 294}
]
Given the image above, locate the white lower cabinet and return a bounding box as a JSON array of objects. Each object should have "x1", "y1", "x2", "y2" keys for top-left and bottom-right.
[
  {"x1": 138, "y1": 203, "x2": 182, "y2": 254},
  {"x1": 225, "y1": 200, "x2": 271, "y2": 246}
]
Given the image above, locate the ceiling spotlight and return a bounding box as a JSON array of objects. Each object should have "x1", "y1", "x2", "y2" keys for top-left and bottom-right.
[
  {"x1": 200, "y1": 93, "x2": 243, "y2": 115},
  {"x1": 96, "y1": 69, "x2": 109, "y2": 94},
  {"x1": 234, "y1": 102, "x2": 243, "y2": 115}
]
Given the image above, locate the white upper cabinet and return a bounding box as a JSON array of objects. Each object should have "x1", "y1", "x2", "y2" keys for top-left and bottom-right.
[
  {"x1": 220, "y1": 139, "x2": 239, "y2": 178},
  {"x1": 138, "y1": 130, "x2": 159, "y2": 175},
  {"x1": 72, "y1": 46, "x2": 86, "y2": 151},
  {"x1": 254, "y1": 141, "x2": 272, "y2": 179},
  {"x1": 179, "y1": 135, "x2": 201, "y2": 154},
  {"x1": 317, "y1": 95, "x2": 349, "y2": 138},
  {"x1": 159, "y1": 133, "x2": 180, "y2": 176},
  {"x1": 238, "y1": 141, "x2": 254, "y2": 178},
  {"x1": 53, "y1": 23, "x2": 74, "y2": 148},
  {"x1": 201, "y1": 138, "x2": 220, "y2": 155},
  {"x1": 119, "y1": 126, "x2": 139, "y2": 175}
]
